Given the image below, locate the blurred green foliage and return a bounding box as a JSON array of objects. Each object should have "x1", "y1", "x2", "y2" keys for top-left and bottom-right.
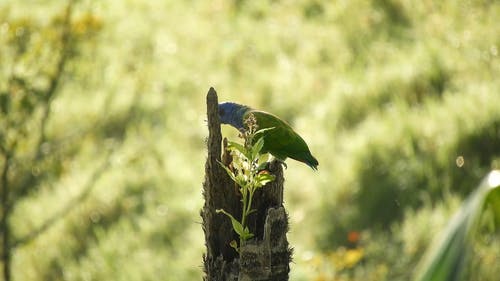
[
  {"x1": 0, "y1": 0, "x2": 498, "y2": 281},
  {"x1": 415, "y1": 171, "x2": 500, "y2": 281}
]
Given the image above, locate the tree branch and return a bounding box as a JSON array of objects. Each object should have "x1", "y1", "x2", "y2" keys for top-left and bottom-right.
[{"x1": 8, "y1": 4, "x2": 74, "y2": 206}]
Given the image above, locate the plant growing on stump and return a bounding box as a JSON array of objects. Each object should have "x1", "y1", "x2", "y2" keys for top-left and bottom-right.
[{"x1": 217, "y1": 113, "x2": 276, "y2": 252}]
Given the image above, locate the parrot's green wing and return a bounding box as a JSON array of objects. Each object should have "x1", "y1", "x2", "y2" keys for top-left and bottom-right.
[{"x1": 245, "y1": 110, "x2": 318, "y2": 169}]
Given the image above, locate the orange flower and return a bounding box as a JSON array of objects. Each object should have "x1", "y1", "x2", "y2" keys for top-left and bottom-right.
[{"x1": 347, "y1": 231, "x2": 360, "y2": 243}]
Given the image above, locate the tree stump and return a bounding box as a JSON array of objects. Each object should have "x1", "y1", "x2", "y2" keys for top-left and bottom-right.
[{"x1": 201, "y1": 87, "x2": 291, "y2": 281}]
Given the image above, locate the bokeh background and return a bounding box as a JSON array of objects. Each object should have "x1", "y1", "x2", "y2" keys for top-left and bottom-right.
[{"x1": 1, "y1": 0, "x2": 499, "y2": 280}]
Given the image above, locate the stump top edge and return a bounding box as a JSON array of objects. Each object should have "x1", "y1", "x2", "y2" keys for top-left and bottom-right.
[{"x1": 207, "y1": 87, "x2": 218, "y2": 102}]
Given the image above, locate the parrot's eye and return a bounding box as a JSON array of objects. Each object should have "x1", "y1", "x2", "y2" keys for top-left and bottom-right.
[{"x1": 219, "y1": 108, "x2": 225, "y2": 116}]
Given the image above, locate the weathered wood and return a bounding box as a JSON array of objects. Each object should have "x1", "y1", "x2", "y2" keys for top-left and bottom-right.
[
  {"x1": 239, "y1": 207, "x2": 291, "y2": 281},
  {"x1": 201, "y1": 87, "x2": 291, "y2": 281},
  {"x1": 202, "y1": 87, "x2": 241, "y2": 278}
]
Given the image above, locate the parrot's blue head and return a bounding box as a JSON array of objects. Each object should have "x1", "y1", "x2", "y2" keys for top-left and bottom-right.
[{"x1": 218, "y1": 102, "x2": 249, "y2": 130}]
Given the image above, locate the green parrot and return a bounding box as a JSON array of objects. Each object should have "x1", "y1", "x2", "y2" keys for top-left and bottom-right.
[{"x1": 218, "y1": 102, "x2": 319, "y2": 170}]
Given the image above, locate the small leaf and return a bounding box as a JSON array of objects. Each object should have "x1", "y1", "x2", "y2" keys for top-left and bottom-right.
[
  {"x1": 218, "y1": 161, "x2": 235, "y2": 178},
  {"x1": 216, "y1": 209, "x2": 245, "y2": 237},
  {"x1": 257, "y1": 162, "x2": 268, "y2": 171},
  {"x1": 228, "y1": 141, "x2": 250, "y2": 160},
  {"x1": 241, "y1": 226, "x2": 255, "y2": 240},
  {"x1": 231, "y1": 219, "x2": 244, "y2": 237},
  {"x1": 255, "y1": 173, "x2": 276, "y2": 187},
  {"x1": 257, "y1": 154, "x2": 271, "y2": 169},
  {"x1": 229, "y1": 240, "x2": 239, "y2": 253},
  {"x1": 227, "y1": 141, "x2": 246, "y2": 154},
  {"x1": 251, "y1": 136, "x2": 265, "y2": 160},
  {"x1": 235, "y1": 174, "x2": 247, "y2": 188},
  {"x1": 218, "y1": 161, "x2": 247, "y2": 188}
]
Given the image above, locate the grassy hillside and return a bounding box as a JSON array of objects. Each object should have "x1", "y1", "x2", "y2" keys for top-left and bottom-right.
[{"x1": 1, "y1": 0, "x2": 498, "y2": 280}]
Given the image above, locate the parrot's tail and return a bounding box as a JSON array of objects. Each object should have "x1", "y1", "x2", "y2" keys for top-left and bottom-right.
[{"x1": 303, "y1": 153, "x2": 319, "y2": 171}]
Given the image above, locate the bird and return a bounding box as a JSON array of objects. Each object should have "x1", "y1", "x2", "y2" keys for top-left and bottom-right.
[{"x1": 218, "y1": 102, "x2": 319, "y2": 170}]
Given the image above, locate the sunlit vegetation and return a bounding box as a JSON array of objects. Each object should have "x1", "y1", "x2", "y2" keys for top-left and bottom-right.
[{"x1": 0, "y1": 0, "x2": 498, "y2": 280}]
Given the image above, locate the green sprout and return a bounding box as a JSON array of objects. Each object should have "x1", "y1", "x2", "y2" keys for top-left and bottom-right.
[{"x1": 217, "y1": 113, "x2": 276, "y2": 252}]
